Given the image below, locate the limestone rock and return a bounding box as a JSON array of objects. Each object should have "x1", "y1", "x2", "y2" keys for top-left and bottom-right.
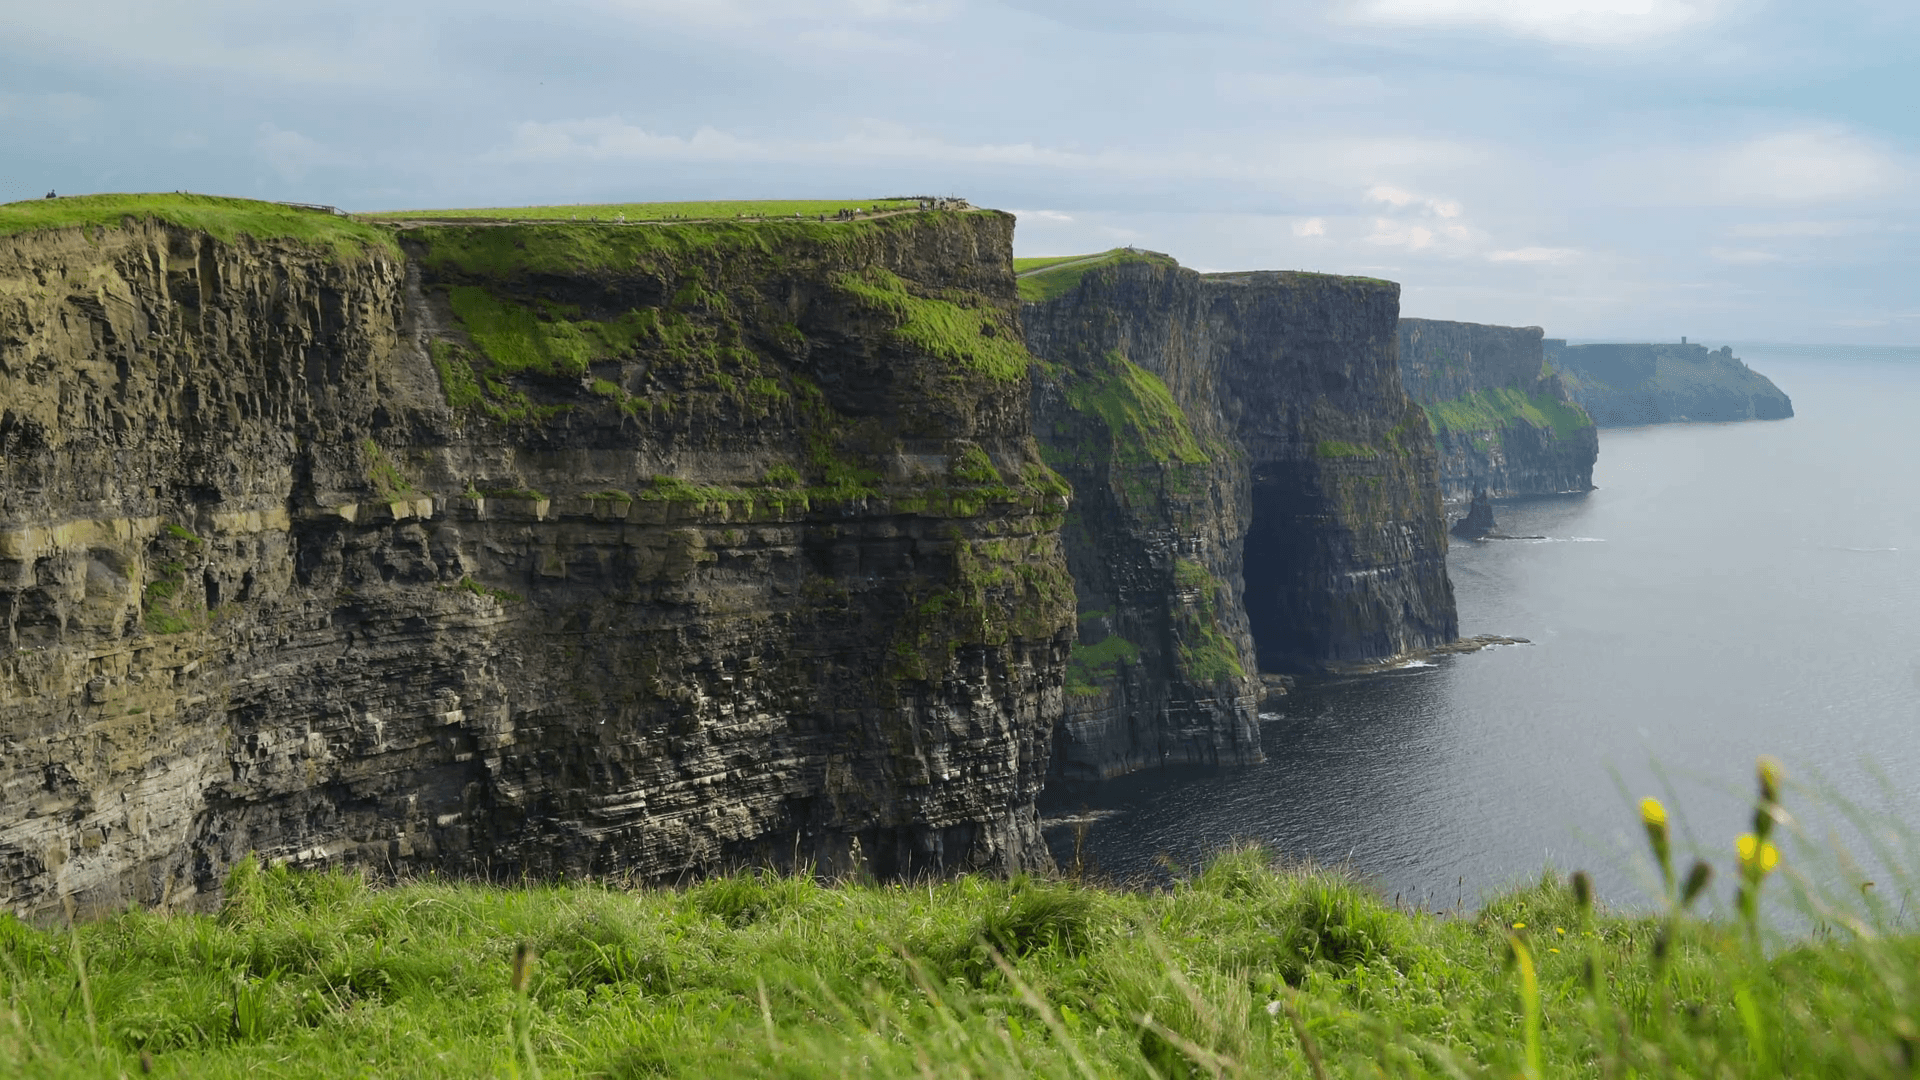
[
  {"x1": 1024, "y1": 257, "x2": 1457, "y2": 779},
  {"x1": 0, "y1": 207, "x2": 1072, "y2": 915},
  {"x1": 1398, "y1": 319, "x2": 1598, "y2": 503}
]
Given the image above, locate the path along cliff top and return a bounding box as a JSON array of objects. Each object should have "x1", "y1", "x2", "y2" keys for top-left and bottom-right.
[{"x1": 0, "y1": 193, "x2": 972, "y2": 247}]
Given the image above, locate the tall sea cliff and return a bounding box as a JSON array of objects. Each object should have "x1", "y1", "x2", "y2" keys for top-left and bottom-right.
[
  {"x1": 1397, "y1": 318, "x2": 1597, "y2": 503},
  {"x1": 1023, "y1": 253, "x2": 1457, "y2": 780},
  {"x1": 0, "y1": 197, "x2": 1072, "y2": 915},
  {"x1": 1545, "y1": 339, "x2": 1793, "y2": 426}
]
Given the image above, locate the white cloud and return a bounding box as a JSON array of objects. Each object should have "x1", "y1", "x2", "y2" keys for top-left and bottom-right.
[
  {"x1": 256, "y1": 124, "x2": 357, "y2": 181},
  {"x1": 1726, "y1": 220, "x2": 1864, "y2": 238},
  {"x1": 1293, "y1": 217, "x2": 1328, "y2": 237},
  {"x1": 1013, "y1": 209, "x2": 1076, "y2": 222},
  {"x1": 1368, "y1": 218, "x2": 1435, "y2": 250},
  {"x1": 1487, "y1": 247, "x2": 1580, "y2": 263},
  {"x1": 1340, "y1": 0, "x2": 1730, "y2": 45},
  {"x1": 1215, "y1": 71, "x2": 1391, "y2": 106},
  {"x1": 1711, "y1": 129, "x2": 1901, "y2": 203},
  {"x1": 486, "y1": 117, "x2": 1481, "y2": 194},
  {"x1": 1367, "y1": 184, "x2": 1461, "y2": 217},
  {"x1": 1708, "y1": 246, "x2": 1784, "y2": 264},
  {"x1": 596, "y1": 0, "x2": 957, "y2": 31}
]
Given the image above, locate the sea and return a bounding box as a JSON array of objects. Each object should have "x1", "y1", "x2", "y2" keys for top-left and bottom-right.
[{"x1": 1039, "y1": 343, "x2": 1920, "y2": 916}]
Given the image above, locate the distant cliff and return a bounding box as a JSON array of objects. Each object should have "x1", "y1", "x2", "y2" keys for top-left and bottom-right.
[
  {"x1": 1, "y1": 195, "x2": 1073, "y2": 915},
  {"x1": 1398, "y1": 319, "x2": 1597, "y2": 503},
  {"x1": 1022, "y1": 252, "x2": 1456, "y2": 780},
  {"x1": 1544, "y1": 340, "x2": 1793, "y2": 426}
]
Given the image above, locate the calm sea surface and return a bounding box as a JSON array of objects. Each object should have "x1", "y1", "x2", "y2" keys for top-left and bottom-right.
[{"x1": 1040, "y1": 343, "x2": 1920, "y2": 913}]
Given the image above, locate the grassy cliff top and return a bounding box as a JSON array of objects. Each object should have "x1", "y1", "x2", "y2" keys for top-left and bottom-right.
[
  {"x1": 362, "y1": 198, "x2": 924, "y2": 223},
  {"x1": 1014, "y1": 248, "x2": 1180, "y2": 302},
  {"x1": 2, "y1": 836, "x2": 1912, "y2": 1078},
  {"x1": 0, "y1": 193, "x2": 399, "y2": 258},
  {"x1": 1204, "y1": 268, "x2": 1398, "y2": 289}
]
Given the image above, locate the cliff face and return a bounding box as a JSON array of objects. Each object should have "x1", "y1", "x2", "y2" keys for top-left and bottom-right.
[
  {"x1": 1398, "y1": 319, "x2": 1597, "y2": 503},
  {"x1": 1544, "y1": 340, "x2": 1793, "y2": 426},
  {"x1": 1023, "y1": 258, "x2": 1455, "y2": 778},
  {"x1": 0, "y1": 201, "x2": 1073, "y2": 916}
]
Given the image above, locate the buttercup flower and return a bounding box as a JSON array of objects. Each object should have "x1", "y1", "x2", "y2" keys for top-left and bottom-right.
[{"x1": 1737, "y1": 833, "x2": 1780, "y2": 877}]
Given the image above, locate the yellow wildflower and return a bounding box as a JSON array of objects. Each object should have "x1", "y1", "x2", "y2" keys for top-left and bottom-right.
[
  {"x1": 1639, "y1": 797, "x2": 1667, "y2": 828},
  {"x1": 1737, "y1": 833, "x2": 1780, "y2": 876}
]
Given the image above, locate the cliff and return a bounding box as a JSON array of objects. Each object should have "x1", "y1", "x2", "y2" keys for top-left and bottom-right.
[
  {"x1": 1022, "y1": 253, "x2": 1456, "y2": 779},
  {"x1": 1397, "y1": 319, "x2": 1597, "y2": 503},
  {"x1": 0, "y1": 195, "x2": 1074, "y2": 916},
  {"x1": 1544, "y1": 340, "x2": 1793, "y2": 426}
]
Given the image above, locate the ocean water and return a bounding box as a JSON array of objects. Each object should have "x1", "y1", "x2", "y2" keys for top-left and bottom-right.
[{"x1": 1040, "y1": 344, "x2": 1920, "y2": 913}]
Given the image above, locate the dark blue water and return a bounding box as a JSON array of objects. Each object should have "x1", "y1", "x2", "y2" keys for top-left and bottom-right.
[{"x1": 1041, "y1": 344, "x2": 1920, "y2": 912}]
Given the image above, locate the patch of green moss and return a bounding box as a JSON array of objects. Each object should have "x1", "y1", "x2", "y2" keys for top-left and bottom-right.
[
  {"x1": 1424, "y1": 387, "x2": 1593, "y2": 441},
  {"x1": 446, "y1": 286, "x2": 651, "y2": 379},
  {"x1": 363, "y1": 439, "x2": 415, "y2": 500},
  {"x1": 447, "y1": 575, "x2": 524, "y2": 604},
  {"x1": 834, "y1": 267, "x2": 1029, "y2": 383},
  {"x1": 162, "y1": 524, "x2": 202, "y2": 546},
  {"x1": 1169, "y1": 559, "x2": 1248, "y2": 685},
  {"x1": 1066, "y1": 634, "x2": 1140, "y2": 698},
  {"x1": 1314, "y1": 440, "x2": 1378, "y2": 460},
  {"x1": 142, "y1": 560, "x2": 197, "y2": 636},
  {"x1": 1052, "y1": 350, "x2": 1209, "y2": 468},
  {"x1": 0, "y1": 193, "x2": 398, "y2": 260}
]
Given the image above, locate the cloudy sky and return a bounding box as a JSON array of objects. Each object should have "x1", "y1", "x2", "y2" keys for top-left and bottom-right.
[{"x1": 3, "y1": 0, "x2": 1914, "y2": 343}]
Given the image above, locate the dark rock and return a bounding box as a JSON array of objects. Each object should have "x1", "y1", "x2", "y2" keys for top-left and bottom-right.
[
  {"x1": 1024, "y1": 257, "x2": 1457, "y2": 779},
  {"x1": 1398, "y1": 319, "x2": 1598, "y2": 504},
  {"x1": 1451, "y1": 488, "x2": 1496, "y2": 539},
  {"x1": 0, "y1": 209, "x2": 1072, "y2": 915}
]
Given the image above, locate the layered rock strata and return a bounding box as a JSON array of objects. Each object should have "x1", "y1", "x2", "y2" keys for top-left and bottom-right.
[
  {"x1": 1398, "y1": 319, "x2": 1597, "y2": 503},
  {"x1": 1023, "y1": 256, "x2": 1456, "y2": 779},
  {"x1": 1544, "y1": 340, "x2": 1793, "y2": 426},
  {"x1": 0, "y1": 199, "x2": 1074, "y2": 916}
]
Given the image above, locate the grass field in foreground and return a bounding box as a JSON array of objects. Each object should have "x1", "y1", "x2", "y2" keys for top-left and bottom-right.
[
  {"x1": 0, "y1": 194, "x2": 398, "y2": 258},
  {"x1": 3, "y1": 766, "x2": 1914, "y2": 1079},
  {"x1": 360, "y1": 199, "x2": 923, "y2": 222}
]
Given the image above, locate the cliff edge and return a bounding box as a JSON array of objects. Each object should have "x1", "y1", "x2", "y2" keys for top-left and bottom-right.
[
  {"x1": 1398, "y1": 319, "x2": 1597, "y2": 503},
  {"x1": 0, "y1": 195, "x2": 1073, "y2": 915},
  {"x1": 1021, "y1": 252, "x2": 1456, "y2": 779},
  {"x1": 1544, "y1": 340, "x2": 1793, "y2": 426}
]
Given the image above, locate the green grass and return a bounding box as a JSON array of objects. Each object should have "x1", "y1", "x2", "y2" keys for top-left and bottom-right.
[
  {"x1": 6, "y1": 772, "x2": 1915, "y2": 1080},
  {"x1": 1424, "y1": 386, "x2": 1594, "y2": 441},
  {"x1": 1015, "y1": 248, "x2": 1180, "y2": 303},
  {"x1": 364, "y1": 199, "x2": 921, "y2": 223},
  {"x1": 833, "y1": 266, "x2": 1030, "y2": 383},
  {"x1": 1053, "y1": 350, "x2": 1210, "y2": 468},
  {"x1": 1315, "y1": 440, "x2": 1378, "y2": 460},
  {"x1": 1065, "y1": 633, "x2": 1140, "y2": 697},
  {"x1": 445, "y1": 286, "x2": 653, "y2": 379},
  {"x1": 0, "y1": 194, "x2": 398, "y2": 259}
]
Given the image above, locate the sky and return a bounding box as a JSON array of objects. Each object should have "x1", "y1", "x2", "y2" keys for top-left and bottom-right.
[{"x1": 2, "y1": 0, "x2": 1915, "y2": 344}]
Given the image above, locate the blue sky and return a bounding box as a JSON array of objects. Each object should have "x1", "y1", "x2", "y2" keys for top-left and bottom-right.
[{"x1": 3, "y1": 0, "x2": 1914, "y2": 343}]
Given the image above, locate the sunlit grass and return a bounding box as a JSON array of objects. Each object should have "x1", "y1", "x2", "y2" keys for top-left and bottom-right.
[
  {"x1": 2, "y1": 760, "x2": 1915, "y2": 1077},
  {"x1": 359, "y1": 199, "x2": 922, "y2": 222},
  {"x1": 0, "y1": 193, "x2": 398, "y2": 259}
]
